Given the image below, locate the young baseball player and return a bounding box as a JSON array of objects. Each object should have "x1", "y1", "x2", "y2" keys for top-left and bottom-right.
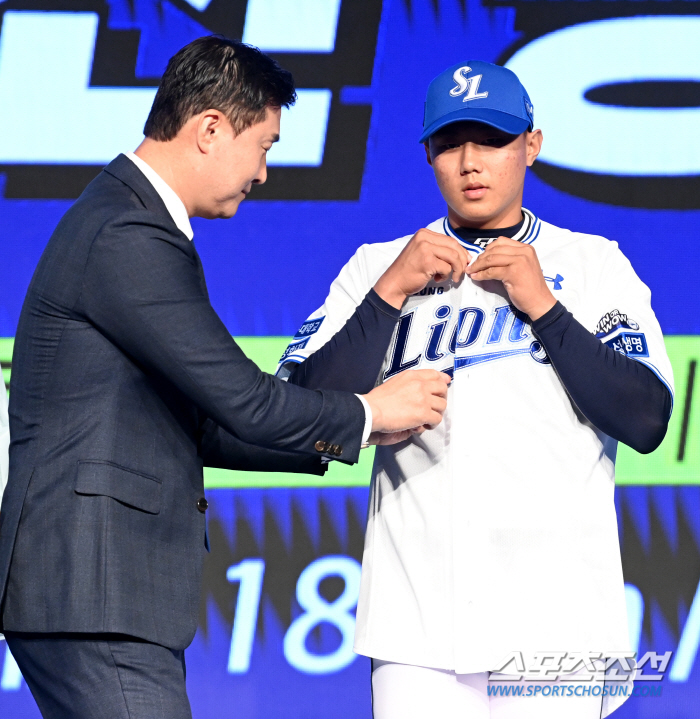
[{"x1": 277, "y1": 62, "x2": 673, "y2": 718}]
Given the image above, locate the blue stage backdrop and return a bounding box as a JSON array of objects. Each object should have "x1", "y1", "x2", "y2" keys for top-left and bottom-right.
[{"x1": 1, "y1": 1, "x2": 699, "y2": 717}]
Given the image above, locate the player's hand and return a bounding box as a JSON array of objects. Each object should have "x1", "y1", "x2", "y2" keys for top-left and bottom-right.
[
  {"x1": 373, "y1": 229, "x2": 471, "y2": 309},
  {"x1": 465, "y1": 237, "x2": 556, "y2": 320},
  {"x1": 363, "y1": 369, "x2": 450, "y2": 434}
]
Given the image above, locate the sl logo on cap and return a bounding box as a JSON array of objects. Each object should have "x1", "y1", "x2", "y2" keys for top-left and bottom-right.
[{"x1": 449, "y1": 66, "x2": 489, "y2": 103}]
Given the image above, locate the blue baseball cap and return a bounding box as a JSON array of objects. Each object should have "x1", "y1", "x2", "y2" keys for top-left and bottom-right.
[{"x1": 419, "y1": 60, "x2": 534, "y2": 143}]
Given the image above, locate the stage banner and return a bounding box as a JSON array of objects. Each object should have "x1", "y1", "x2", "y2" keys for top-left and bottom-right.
[{"x1": 1, "y1": 1, "x2": 698, "y2": 717}]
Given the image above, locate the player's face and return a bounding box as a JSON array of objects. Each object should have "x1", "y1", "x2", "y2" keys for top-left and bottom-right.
[
  {"x1": 197, "y1": 106, "x2": 281, "y2": 219},
  {"x1": 426, "y1": 122, "x2": 542, "y2": 229}
]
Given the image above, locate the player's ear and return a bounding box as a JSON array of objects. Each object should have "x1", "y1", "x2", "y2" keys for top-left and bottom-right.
[
  {"x1": 424, "y1": 142, "x2": 433, "y2": 167},
  {"x1": 525, "y1": 129, "x2": 543, "y2": 167}
]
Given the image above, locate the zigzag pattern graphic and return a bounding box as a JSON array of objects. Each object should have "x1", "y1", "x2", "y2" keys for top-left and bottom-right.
[
  {"x1": 199, "y1": 488, "x2": 367, "y2": 638},
  {"x1": 617, "y1": 486, "x2": 700, "y2": 646},
  {"x1": 200, "y1": 486, "x2": 700, "y2": 651}
]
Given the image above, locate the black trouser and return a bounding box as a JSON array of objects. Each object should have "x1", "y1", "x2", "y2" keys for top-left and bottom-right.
[{"x1": 5, "y1": 632, "x2": 192, "y2": 719}]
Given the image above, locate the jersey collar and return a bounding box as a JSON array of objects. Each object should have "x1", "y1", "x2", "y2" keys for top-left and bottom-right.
[{"x1": 442, "y1": 208, "x2": 540, "y2": 254}]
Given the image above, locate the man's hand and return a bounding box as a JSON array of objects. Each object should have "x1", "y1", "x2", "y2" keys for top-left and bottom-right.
[
  {"x1": 367, "y1": 426, "x2": 427, "y2": 446},
  {"x1": 363, "y1": 369, "x2": 450, "y2": 435},
  {"x1": 465, "y1": 237, "x2": 556, "y2": 320},
  {"x1": 374, "y1": 229, "x2": 471, "y2": 309}
]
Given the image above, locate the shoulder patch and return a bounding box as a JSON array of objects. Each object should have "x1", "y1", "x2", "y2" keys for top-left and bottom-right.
[
  {"x1": 604, "y1": 332, "x2": 649, "y2": 358},
  {"x1": 279, "y1": 337, "x2": 310, "y2": 364},
  {"x1": 594, "y1": 309, "x2": 640, "y2": 339},
  {"x1": 293, "y1": 316, "x2": 325, "y2": 340}
]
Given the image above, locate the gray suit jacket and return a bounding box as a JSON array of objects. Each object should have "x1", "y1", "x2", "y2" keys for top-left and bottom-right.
[{"x1": 0, "y1": 155, "x2": 364, "y2": 649}]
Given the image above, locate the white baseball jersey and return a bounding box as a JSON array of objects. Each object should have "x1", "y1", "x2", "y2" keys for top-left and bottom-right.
[{"x1": 277, "y1": 210, "x2": 673, "y2": 716}]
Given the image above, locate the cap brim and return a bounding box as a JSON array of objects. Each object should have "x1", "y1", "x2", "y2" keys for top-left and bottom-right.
[{"x1": 419, "y1": 108, "x2": 531, "y2": 143}]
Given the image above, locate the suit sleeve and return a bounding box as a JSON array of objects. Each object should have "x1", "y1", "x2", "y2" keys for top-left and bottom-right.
[
  {"x1": 199, "y1": 419, "x2": 327, "y2": 475},
  {"x1": 0, "y1": 366, "x2": 8, "y2": 502},
  {"x1": 80, "y1": 212, "x2": 364, "y2": 464}
]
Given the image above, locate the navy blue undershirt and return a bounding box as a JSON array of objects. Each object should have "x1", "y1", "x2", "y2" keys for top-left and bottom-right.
[
  {"x1": 451, "y1": 215, "x2": 525, "y2": 243},
  {"x1": 286, "y1": 289, "x2": 400, "y2": 395},
  {"x1": 531, "y1": 301, "x2": 670, "y2": 452},
  {"x1": 286, "y1": 218, "x2": 671, "y2": 453}
]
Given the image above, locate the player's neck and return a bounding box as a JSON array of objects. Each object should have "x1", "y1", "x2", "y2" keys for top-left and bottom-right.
[
  {"x1": 447, "y1": 200, "x2": 524, "y2": 231},
  {"x1": 448, "y1": 211, "x2": 525, "y2": 243}
]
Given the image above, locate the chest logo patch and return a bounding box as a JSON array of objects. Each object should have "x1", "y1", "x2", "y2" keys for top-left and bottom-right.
[{"x1": 544, "y1": 274, "x2": 564, "y2": 290}]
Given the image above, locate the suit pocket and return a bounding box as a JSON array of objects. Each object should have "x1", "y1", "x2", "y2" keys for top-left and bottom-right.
[{"x1": 74, "y1": 460, "x2": 162, "y2": 515}]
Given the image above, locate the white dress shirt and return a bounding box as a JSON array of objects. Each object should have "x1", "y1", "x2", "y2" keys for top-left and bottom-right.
[{"x1": 125, "y1": 152, "x2": 193, "y2": 240}]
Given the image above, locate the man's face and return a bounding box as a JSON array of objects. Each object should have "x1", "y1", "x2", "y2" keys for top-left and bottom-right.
[
  {"x1": 198, "y1": 105, "x2": 281, "y2": 219},
  {"x1": 426, "y1": 121, "x2": 542, "y2": 229}
]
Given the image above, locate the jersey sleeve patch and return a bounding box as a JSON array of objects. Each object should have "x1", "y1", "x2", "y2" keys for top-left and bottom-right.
[
  {"x1": 604, "y1": 332, "x2": 649, "y2": 358},
  {"x1": 293, "y1": 316, "x2": 325, "y2": 340},
  {"x1": 594, "y1": 309, "x2": 640, "y2": 338},
  {"x1": 595, "y1": 310, "x2": 649, "y2": 358},
  {"x1": 278, "y1": 337, "x2": 311, "y2": 364}
]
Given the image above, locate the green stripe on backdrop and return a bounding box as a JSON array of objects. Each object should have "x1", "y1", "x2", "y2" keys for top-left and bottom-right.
[
  {"x1": 0, "y1": 337, "x2": 12, "y2": 390},
  {"x1": 202, "y1": 337, "x2": 375, "y2": 488},
  {"x1": 0, "y1": 336, "x2": 697, "y2": 487}
]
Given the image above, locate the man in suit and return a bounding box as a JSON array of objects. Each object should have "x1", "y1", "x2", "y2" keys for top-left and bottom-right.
[
  {"x1": 0, "y1": 37, "x2": 451, "y2": 719},
  {"x1": 0, "y1": 365, "x2": 7, "y2": 501}
]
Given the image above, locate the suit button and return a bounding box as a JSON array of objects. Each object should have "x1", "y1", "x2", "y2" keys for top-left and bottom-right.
[
  {"x1": 334, "y1": 445, "x2": 343, "y2": 457},
  {"x1": 315, "y1": 440, "x2": 329, "y2": 453},
  {"x1": 197, "y1": 497, "x2": 208, "y2": 513}
]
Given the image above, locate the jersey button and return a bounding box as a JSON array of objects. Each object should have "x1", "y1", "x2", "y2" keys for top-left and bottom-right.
[{"x1": 197, "y1": 497, "x2": 209, "y2": 513}]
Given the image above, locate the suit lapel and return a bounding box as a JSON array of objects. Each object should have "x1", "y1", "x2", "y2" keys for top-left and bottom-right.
[
  {"x1": 103, "y1": 154, "x2": 208, "y2": 291},
  {"x1": 103, "y1": 154, "x2": 185, "y2": 236}
]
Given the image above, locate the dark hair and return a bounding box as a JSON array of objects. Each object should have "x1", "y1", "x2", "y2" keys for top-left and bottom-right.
[{"x1": 144, "y1": 36, "x2": 296, "y2": 141}]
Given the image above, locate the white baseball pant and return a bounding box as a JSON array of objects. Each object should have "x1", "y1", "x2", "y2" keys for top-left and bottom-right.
[{"x1": 371, "y1": 659, "x2": 608, "y2": 719}]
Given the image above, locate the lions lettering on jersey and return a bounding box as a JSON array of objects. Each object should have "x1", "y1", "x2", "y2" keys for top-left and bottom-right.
[
  {"x1": 384, "y1": 303, "x2": 550, "y2": 380},
  {"x1": 276, "y1": 210, "x2": 673, "y2": 406}
]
